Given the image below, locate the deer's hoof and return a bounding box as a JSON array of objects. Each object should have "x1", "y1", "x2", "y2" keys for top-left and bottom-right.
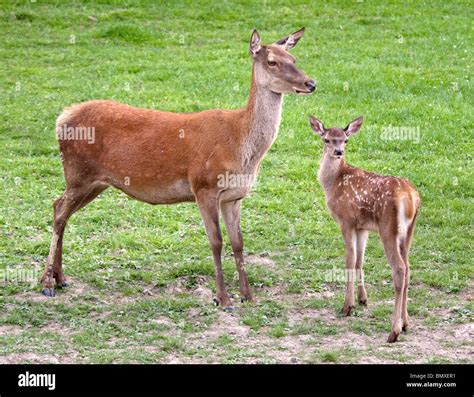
[
  {"x1": 340, "y1": 305, "x2": 354, "y2": 317},
  {"x1": 57, "y1": 282, "x2": 69, "y2": 289},
  {"x1": 358, "y1": 298, "x2": 367, "y2": 306},
  {"x1": 41, "y1": 288, "x2": 56, "y2": 297},
  {"x1": 213, "y1": 297, "x2": 234, "y2": 309},
  {"x1": 387, "y1": 331, "x2": 399, "y2": 343},
  {"x1": 402, "y1": 323, "x2": 409, "y2": 332},
  {"x1": 240, "y1": 295, "x2": 255, "y2": 303}
]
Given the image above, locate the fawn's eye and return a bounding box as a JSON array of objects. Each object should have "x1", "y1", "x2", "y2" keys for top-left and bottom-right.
[
  {"x1": 324, "y1": 139, "x2": 330, "y2": 143},
  {"x1": 344, "y1": 139, "x2": 348, "y2": 143},
  {"x1": 268, "y1": 60, "x2": 277, "y2": 67}
]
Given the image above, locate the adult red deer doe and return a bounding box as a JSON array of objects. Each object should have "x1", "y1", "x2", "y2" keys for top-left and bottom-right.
[
  {"x1": 42, "y1": 28, "x2": 315, "y2": 310},
  {"x1": 309, "y1": 116, "x2": 420, "y2": 342}
]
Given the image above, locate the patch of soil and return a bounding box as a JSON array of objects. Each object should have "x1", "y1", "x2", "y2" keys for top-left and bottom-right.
[
  {"x1": 151, "y1": 316, "x2": 175, "y2": 329},
  {"x1": 375, "y1": 322, "x2": 473, "y2": 363},
  {"x1": 39, "y1": 322, "x2": 75, "y2": 338},
  {"x1": 0, "y1": 353, "x2": 65, "y2": 364},
  {"x1": 0, "y1": 325, "x2": 23, "y2": 336},
  {"x1": 14, "y1": 276, "x2": 96, "y2": 304},
  {"x1": 164, "y1": 275, "x2": 211, "y2": 294},
  {"x1": 245, "y1": 253, "x2": 276, "y2": 269},
  {"x1": 202, "y1": 311, "x2": 250, "y2": 338}
]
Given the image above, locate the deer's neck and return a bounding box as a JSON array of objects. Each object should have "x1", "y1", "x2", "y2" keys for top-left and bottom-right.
[
  {"x1": 318, "y1": 152, "x2": 346, "y2": 194},
  {"x1": 241, "y1": 64, "x2": 283, "y2": 167}
]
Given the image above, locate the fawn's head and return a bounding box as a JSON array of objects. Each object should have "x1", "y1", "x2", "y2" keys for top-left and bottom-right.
[
  {"x1": 249, "y1": 28, "x2": 316, "y2": 95},
  {"x1": 310, "y1": 116, "x2": 364, "y2": 159}
]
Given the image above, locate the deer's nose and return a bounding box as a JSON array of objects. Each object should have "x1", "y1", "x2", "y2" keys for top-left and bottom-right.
[
  {"x1": 334, "y1": 149, "x2": 344, "y2": 156},
  {"x1": 305, "y1": 80, "x2": 316, "y2": 92}
]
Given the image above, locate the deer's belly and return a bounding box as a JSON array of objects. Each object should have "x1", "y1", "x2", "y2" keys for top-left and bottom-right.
[
  {"x1": 115, "y1": 180, "x2": 195, "y2": 204},
  {"x1": 328, "y1": 204, "x2": 380, "y2": 233},
  {"x1": 356, "y1": 219, "x2": 379, "y2": 232}
]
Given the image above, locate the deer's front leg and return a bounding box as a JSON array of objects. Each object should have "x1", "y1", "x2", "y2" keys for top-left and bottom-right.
[
  {"x1": 196, "y1": 190, "x2": 233, "y2": 310},
  {"x1": 341, "y1": 228, "x2": 357, "y2": 316},
  {"x1": 221, "y1": 199, "x2": 253, "y2": 303}
]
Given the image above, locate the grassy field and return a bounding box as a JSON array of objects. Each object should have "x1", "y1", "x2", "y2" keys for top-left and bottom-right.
[{"x1": 0, "y1": 0, "x2": 472, "y2": 363}]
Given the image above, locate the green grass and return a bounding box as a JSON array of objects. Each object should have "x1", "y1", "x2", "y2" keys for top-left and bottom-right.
[{"x1": 0, "y1": 0, "x2": 472, "y2": 363}]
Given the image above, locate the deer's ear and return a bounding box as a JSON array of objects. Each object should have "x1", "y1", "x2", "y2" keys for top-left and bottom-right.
[
  {"x1": 275, "y1": 27, "x2": 305, "y2": 51},
  {"x1": 249, "y1": 29, "x2": 261, "y2": 56},
  {"x1": 344, "y1": 116, "x2": 364, "y2": 137},
  {"x1": 309, "y1": 115, "x2": 325, "y2": 137}
]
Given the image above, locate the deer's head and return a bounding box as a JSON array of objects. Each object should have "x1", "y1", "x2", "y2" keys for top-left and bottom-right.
[
  {"x1": 310, "y1": 116, "x2": 364, "y2": 159},
  {"x1": 249, "y1": 28, "x2": 316, "y2": 95}
]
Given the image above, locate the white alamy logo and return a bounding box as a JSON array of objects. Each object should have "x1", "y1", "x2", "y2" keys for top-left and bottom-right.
[
  {"x1": 18, "y1": 371, "x2": 56, "y2": 390},
  {"x1": 217, "y1": 171, "x2": 257, "y2": 188},
  {"x1": 380, "y1": 125, "x2": 421, "y2": 144},
  {"x1": 56, "y1": 123, "x2": 95, "y2": 144}
]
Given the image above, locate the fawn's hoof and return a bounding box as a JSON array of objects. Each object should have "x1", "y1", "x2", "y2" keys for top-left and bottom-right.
[
  {"x1": 41, "y1": 288, "x2": 56, "y2": 297},
  {"x1": 57, "y1": 282, "x2": 69, "y2": 289},
  {"x1": 358, "y1": 298, "x2": 367, "y2": 306},
  {"x1": 402, "y1": 324, "x2": 409, "y2": 332},
  {"x1": 387, "y1": 331, "x2": 399, "y2": 343}
]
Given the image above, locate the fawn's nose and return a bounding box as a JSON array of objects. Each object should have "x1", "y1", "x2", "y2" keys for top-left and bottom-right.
[
  {"x1": 334, "y1": 149, "x2": 344, "y2": 156},
  {"x1": 305, "y1": 80, "x2": 316, "y2": 92}
]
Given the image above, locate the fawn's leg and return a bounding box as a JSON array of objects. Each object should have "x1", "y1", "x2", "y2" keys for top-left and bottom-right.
[
  {"x1": 381, "y1": 234, "x2": 406, "y2": 343},
  {"x1": 356, "y1": 230, "x2": 369, "y2": 305},
  {"x1": 399, "y1": 217, "x2": 417, "y2": 331},
  {"x1": 341, "y1": 227, "x2": 357, "y2": 316}
]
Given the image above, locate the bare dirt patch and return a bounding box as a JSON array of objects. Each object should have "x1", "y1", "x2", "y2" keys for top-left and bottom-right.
[
  {"x1": 177, "y1": 309, "x2": 307, "y2": 363},
  {"x1": 202, "y1": 311, "x2": 250, "y2": 338},
  {"x1": 0, "y1": 325, "x2": 23, "y2": 336},
  {"x1": 164, "y1": 275, "x2": 213, "y2": 297},
  {"x1": 39, "y1": 321, "x2": 76, "y2": 338},
  {"x1": 375, "y1": 322, "x2": 473, "y2": 363},
  {"x1": 14, "y1": 276, "x2": 96, "y2": 304},
  {"x1": 245, "y1": 253, "x2": 276, "y2": 269},
  {"x1": 0, "y1": 353, "x2": 62, "y2": 364}
]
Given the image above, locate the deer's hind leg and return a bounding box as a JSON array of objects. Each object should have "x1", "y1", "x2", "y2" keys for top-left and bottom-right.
[
  {"x1": 399, "y1": 210, "x2": 418, "y2": 331},
  {"x1": 380, "y1": 229, "x2": 406, "y2": 343},
  {"x1": 355, "y1": 230, "x2": 369, "y2": 306},
  {"x1": 42, "y1": 183, "x2": 108, "y2": 296}
]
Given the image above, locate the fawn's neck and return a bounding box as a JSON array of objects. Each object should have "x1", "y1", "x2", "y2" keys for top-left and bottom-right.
[
  {"x1": 318, "y1": 151, "x2": 346, "y2": 194},
  {"x1": 241, "y1": 63, "x2": 283, "y2": 166}
]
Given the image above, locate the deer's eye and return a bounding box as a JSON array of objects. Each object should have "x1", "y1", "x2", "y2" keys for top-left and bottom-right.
[
  {"x1": 344, "y1": 139, "x2": 348, "y2": 143},
  {"x1": 268, "y1": 60, "x2": 277, "y2": 67},
  {"x1": 324, "y1": 139, "x2": 330, "y2": 143}
]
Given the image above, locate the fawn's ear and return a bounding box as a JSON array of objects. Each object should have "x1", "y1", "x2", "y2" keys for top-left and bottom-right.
[
  {"x1": 249, "y1": 29, "x2": 261, "y2": 56},
  {"x1": 309, "y1": 116, "x2": 325, "y2": 137},
  {"x1": 344, "y1": 116, "x2": 364, "y2": 137},
  {"x1": 275, "y1": 27, "x2": 305, "y2": 51}
]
